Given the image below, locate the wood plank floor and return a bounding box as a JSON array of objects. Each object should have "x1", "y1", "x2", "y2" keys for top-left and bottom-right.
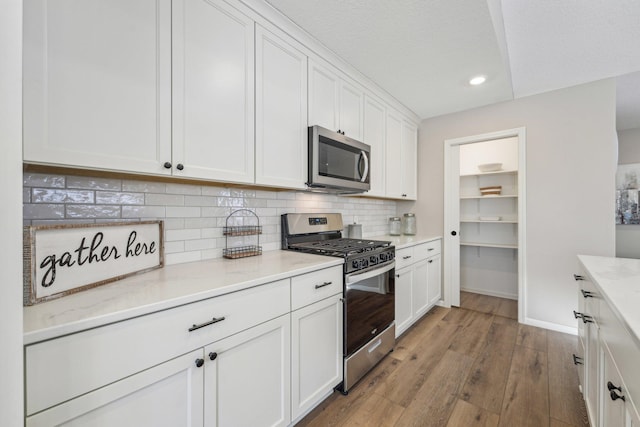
[{"x1": 296, "y1": 294, "x2": 589, "y2": 427}]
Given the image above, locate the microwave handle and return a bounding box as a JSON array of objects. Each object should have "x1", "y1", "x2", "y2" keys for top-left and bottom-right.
[{"x1": 359, "y1": 151, "x2": 369, "y2": 182}]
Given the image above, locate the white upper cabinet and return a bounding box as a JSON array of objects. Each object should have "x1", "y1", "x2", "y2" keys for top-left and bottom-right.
[
  {"x1": 172, "y1": 0, "x2": 255, "y2": 183},
  {"x1": 308, "y1": 59, "x2": 364, "y2": 140},
  {"x1": 385, "y1": 109, "x2": 418, "y2": 200},
  {"x1": 23, "y1": 0, "x2": 172, "y2": 175},
  {"x1": 255, "y1": 25, "x2": 308, "y2": 189},
  {"x1": 363, "y1": 95, "x2": 386, "y2": 197}
]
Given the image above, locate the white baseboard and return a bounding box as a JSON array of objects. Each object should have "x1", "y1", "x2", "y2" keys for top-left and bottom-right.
[
  {"x1": 523, "y1": 317, "x2": 578, "y2": 335},
  {"x1": 460, "y1": 287, "x2": 518, "y2": 300}
]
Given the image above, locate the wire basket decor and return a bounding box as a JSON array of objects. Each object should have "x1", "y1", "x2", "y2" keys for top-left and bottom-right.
[{"x1": 222, "y1": 209, "x2": 262, "y2": 259}]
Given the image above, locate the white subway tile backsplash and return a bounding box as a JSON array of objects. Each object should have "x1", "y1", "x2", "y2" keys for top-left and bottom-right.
[
  {"x1": 24, "y1": 204, "x2": 65, "y2": 219},
  {"x1": 66, "y1": 205, "x2": 120, "y2": 219},
  {"x1": 23, "y1": 173, "x2": 65, "y2": 188},
  {"x1": 23, "y1": 173, "x2": 397, "y2": 266},
  {"x1": 145, "y1": 193, "x2": 184, "y2": 206},
  {"x1": 96, "y1": 191, "x2": 144, "y2": 205},
  {"x1": 66, "y1": 176, "x2": 121, "y2": 190},
  {"x1": 121, "y1": 205, "x2": 166, "y2": 219},
  {"x1": 32, "y1": 189, "x2": 94, "y2": 204}
]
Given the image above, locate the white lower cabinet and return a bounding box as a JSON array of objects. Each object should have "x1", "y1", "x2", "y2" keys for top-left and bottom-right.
[
  {"x1": 395, "y1": 240, "x2": 442, "y2": 338},
  {"x1": 26, "y1": 350, "x2": 204, "y2": 427},
  {"x1": 291, "y1": 294, "x2": 343, "y2": 422},
  {"x1": 24, "y1": 265, "x2": 344, "y2": 427},
  {"x1": 574, "y1": 260, "x2": 640, "y2": 427},
  {"x1": 205, "y1": 315, "x2": 291, "y2": 427}
]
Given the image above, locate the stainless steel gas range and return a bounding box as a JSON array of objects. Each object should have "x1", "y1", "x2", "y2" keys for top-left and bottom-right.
[{"x1": 281, "y1": 213, "x2": 395, "y2": 393}]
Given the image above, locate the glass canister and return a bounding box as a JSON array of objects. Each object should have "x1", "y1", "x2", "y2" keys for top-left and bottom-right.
[
  {"x1": 388, "y1": 217, "x2": 402, "y2": 236},
  {"x1": 403, "y1": 213, "x2": 416, "y2": 235}
]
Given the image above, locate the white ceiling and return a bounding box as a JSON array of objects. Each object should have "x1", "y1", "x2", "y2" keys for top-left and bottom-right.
[{"x1": 264, "y1": 0, "x2": 640, "y2": 128}]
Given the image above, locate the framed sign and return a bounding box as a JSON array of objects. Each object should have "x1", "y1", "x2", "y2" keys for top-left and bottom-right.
[{"x1": 24, "y1": 221, "x2": 164, "y2": 305}]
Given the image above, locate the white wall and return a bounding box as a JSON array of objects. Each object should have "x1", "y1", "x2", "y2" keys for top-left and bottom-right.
[
  {"x1": 400, "y1": 79, "x2": 617, "y2": 332},
  {"x1": 0, "y1": 0, "x2": 24, "y2": 423},
  {"x1": 616, "y1": 127, "x2": 640, "y2": 258}
]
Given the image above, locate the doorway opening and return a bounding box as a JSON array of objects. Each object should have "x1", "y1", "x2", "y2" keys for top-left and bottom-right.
[{"x1": 443, "y1": 128, "x2": 526, "y2": 324}]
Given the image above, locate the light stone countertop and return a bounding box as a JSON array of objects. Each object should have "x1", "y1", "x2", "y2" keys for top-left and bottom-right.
[
  {"x1": 369, "y1": 234, "x2": 442, "y2": 249},
  {"x1": 578, "y1": 255, "x2": 640, "y2": 348},
  {"x1": 23, "y1": 250, "x2": 342, "y2": 345}
]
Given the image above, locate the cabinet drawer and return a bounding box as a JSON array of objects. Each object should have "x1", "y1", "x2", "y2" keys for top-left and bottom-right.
[
  {"x1": 395, "y1": 247, "x2": 414, "y2": 270},
  {"x1": 291, "y1": 266, "x2": 342, "y2": 310},
  {"x1": 414, "y1": 240, "x2": 441, "y2": 259},
  {"x1": 25, "y1": 279, "x2": 290, "y2": 416}
]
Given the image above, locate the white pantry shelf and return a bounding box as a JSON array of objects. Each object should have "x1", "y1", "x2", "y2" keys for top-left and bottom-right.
[
  {"x1": 460, "y1": 219, "x2": 518, "y2": 224},
  {"x1": 460, "y1": 194, "x2": 518, "y2": 200},
  {"x1": 460, "y1": 169, "x2": 518, "y2": 178},
  {"x1": 460, "y1": 242, "x2": 518, "y2": 249}
]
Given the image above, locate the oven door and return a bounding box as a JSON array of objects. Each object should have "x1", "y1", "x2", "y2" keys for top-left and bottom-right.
[{"x1": 344, "y1": 261, "x2": 395, "y2": 356}]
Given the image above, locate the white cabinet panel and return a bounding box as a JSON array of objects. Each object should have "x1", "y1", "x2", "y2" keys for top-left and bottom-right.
[
  {"x1": 23, "y1": 0, "x2": 172, "y2": 174},
  {"x1": 26, "y1": 350, "x2": 204, "y2": 427},
  {"x1": 401, "y1": 120, "x2": 418, "y2": 199},
  {"x1": 339, "y1": 81, "x2": 364, "y2": 140},
  {"x1": 204, "y1": 315, "x2": 291, "y2": 427},
  {"x1": 172, "y1": 0, "x2": 255, "y2": 183},
  {"x1": 291, "y1": 294, "x2": 343, "y2": 420},
  {"x1": 308, "y1": 60, "x2": 339, "y2": 132},
  {"x1": 255, "y1": 25, "x2": 308, "y2": 189},
  {"x1": 363, "y1": 95, "x2": 386, "y2": 197},
  {"x1": 412, "y1": 259, "x2": 429, "y2": 319},
  {"x1": 385, "y1": 111, "x2": 403, "y2": 199},
  {"x1": 395, "y1": 267, "x2": 413, "y2": 338},
  {"x1": 427, "y1": 254, "x2": 442, "y2": 306}
]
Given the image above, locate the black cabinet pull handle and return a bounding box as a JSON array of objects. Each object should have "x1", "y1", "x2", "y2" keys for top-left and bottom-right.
[
  {"x1": 573, "y1": 310, "x2": 583, "y2": 320},
  {"x1": 163, "y1": 161, "x2": 172, "y2": 169},
  {"x1": 402, "y1": 255, "x2": 412, "y2": 260},
  {"x1": 427, "y1": 248, "x2": 434, "y2": 251},
  {"x1": 572, "y1": 354, "x2": 583, "y2": 365},
  {"x1": 188, "y1": 316, "x2": 226, "y2": 332},
  {"x1": 176, "y1": 163, "x2": 184, "y2": 171},
  {"x1": 607, "y1": 381, "x2": 622, "y2": 392},
  {"x1": 402, "y1": 193, "x2": 407, "y2": 197},
  {"x1": 610, "y1": 390, "x2": 626, "y2": 401},
  {"x1": 195, "y1": 358, "x2": 204, "y2": 368},
  {"x1": 451, "y1": 231, "x2": 457, "y2": 236},
  {"x1": 209, "y1": 352, "x2": 218, "y2": 361},
  {"x1": 315, "y1": 281, "x2": 332, "y2": 289},
  {"x1": 428, "y1": 259, "x2": 433, "y2": 263},
  {"x1": 395, "y1": 274, "x2": 400, "y2": 278},
  {"x1": 573, "y1": 274, "x2": 585, "y2": 281},
  {"x1": 581, "y1": 289, "x2": 593, "y2": 298},
  {"x1": 582, "y1": 315, "x2": 594, "y2": 324}
]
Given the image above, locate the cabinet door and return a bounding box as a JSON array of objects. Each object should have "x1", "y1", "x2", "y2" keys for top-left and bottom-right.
[
  {"x1": 308, "y1": 60, "x2": 339, "y2": 131},
  {"x1": 339, "y1": 80, "x2": 364, "y2": 140},
  {"x1": 291, "y1": 294, "x2": 343, "y2": 421},
  {"x1": 395, "y1": 267, "x2": 413, "y2": 338},
  {"x1": 363, "y1": 95, "x2": 386, "y2": 197},
  {"x1": 427, "y1": 254, "x2": 442, "y2": 306},
  {"x1": 602, "y1": 343, "x2": 626, "y2": 427},
  {"x1": 401, "y1": 120, "x2": 418, "y2": 200},
  {"x1": 412, "y1": 259, "x2": 430, "y2": 320},
  {"x1": 204, "y1": 315, "x2": 291, "y2": 427},
  {"x1": 585, "y1": 319, "x2": 600, "y2": 427},
  {"x1": 385, "y1": 110, "x2": 403, "y2": 199},
  {"x1": 255, "y1": 26, "x2": 308, "y2": 189},
  {"x1": 26, "y1": 350, "x2": 204, "y2": 427},
  {"x1": 172, "y1": 0, "x2": 255, "y2": 183},
  {"x1": 23, "y1": 0, "x2": 172, "y2": 175}
]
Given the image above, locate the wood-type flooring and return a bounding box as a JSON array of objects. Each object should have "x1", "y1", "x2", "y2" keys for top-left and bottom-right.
[{"x1": 296, "y1": 293, "x2": 589, "y2": 427}]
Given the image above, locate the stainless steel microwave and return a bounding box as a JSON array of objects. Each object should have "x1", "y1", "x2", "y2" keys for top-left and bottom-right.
[{"x1": 307, "y1": 125, "x2": 370, "y2": 193}]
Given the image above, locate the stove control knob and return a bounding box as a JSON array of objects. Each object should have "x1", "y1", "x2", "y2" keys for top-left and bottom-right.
[
  {"x1": 370, "y1": 255, "x2": 378, "y2": 265},
  {"x1": 352, "y1": 260, "x2": 359, "y2": 269},
  {"x1": 380, "y1": 253, "x2": 387, "y2": 262},
  {"x1": 362, "y1": 259, "x2": 369, "y2": 268}
]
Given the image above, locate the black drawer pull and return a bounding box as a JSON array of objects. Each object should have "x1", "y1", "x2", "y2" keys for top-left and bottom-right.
[
  {"x1": 607, "y1": 381, "x2": 622, "y2": 392},
  {"x1": 402, "y1": 255, "x2": 412, "y2": 260},
  {"x1": 581, "y1": 289, "x2": 594, "y2": 298},
  {"x1": 209, "y1": 352, "x2": 218, "y2": 361},
  {"x1": 610, "y1": 390, "x2": 626, "y2": 402},
  {"x1": 195, "y1": 358, "x2": 204, "y2": 368},
  {"x1": 315, "y1": 281, "x2": 332, "y2": 289},
  {"x1": 188, "y1": 316, "x2": 226, "y2": 332},
  {"x1": 572, "y1": 354, "x2": 583, "y2": 365},
  {"x1": 427, "y1": 248, "x2": 434, "y2": 251},
  {"x1": 573, "y1": 274, "x2": 585, "y2": 281},
  {"x1": 582, "y1": 315, "x2": 594, "y2": 324},
  {"x1": 428, "y1": 260, "x2": 433, "y2": 263},
  {"x1": 573, "y1": 310, "x2": 583, "y2": 320}
]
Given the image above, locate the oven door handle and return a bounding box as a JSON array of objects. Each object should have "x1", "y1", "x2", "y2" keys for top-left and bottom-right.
[{"x1": 345, "y1": 261, "x2": 395, "y2": 285}]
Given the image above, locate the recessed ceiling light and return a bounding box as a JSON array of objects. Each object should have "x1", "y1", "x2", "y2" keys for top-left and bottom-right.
[{"x1": 469, "y1": 75, "x2": 487, "y2": 86}]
